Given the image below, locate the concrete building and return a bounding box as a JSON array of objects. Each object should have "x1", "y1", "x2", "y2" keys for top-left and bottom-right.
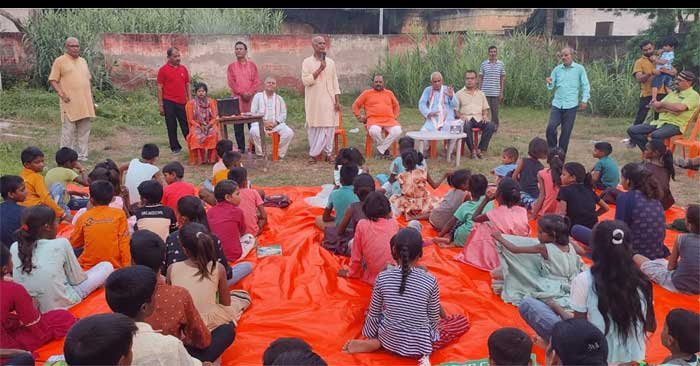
[
  {"x1": 0, "y1": 8, "x2": 31, "y2": 32},
  {"x1": 553, "y1": 9, "x2": 652, "y2": 36}
]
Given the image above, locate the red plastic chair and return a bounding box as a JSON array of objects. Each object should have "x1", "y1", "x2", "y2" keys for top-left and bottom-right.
[
  {"x1": 333, "y1": 114, "x2": 347, "y2": 155},
  {"x1": 669, "y1": 108, "x2": 700, "y2": 177}
]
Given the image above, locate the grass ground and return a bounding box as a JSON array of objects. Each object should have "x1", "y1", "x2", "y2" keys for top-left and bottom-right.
[{"x1": 1, "y1": 87, "x2": 698, "y2": 207}]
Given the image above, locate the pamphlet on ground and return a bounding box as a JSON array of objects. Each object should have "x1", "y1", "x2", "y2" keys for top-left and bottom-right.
[{"x1": 257, "y1": 244, "x2": 282, "y2": 257}]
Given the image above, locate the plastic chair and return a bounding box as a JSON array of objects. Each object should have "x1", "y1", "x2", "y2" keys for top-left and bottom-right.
[
  {"x1": 249, "y1": 131, "x2": 281, "y2": 161},
  {"x1": 364, "y1": 126, "x2": 398, "y2": 157},
  {"x1": 669, "y1": 108, "x2": 700, "y2": 177},
  {"x1": 333, "y1": 114, "x2": 347, "y2": 155}
]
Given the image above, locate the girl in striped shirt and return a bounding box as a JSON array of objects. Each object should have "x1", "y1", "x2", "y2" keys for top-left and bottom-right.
[{"x1": 342, "y1": 228, "x2": 469, "y2": 362}]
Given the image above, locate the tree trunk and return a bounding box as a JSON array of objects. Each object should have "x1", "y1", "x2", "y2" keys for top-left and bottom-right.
[{"x1": 0, "y1": 9, "x2": 26, "y2": 33}]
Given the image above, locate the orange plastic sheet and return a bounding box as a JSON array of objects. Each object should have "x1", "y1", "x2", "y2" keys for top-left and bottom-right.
[{"x1": 37, "y1": 186, "x2": 699, "y2": 365}]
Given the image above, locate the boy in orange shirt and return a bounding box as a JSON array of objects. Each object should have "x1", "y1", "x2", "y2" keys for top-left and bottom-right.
[
  {"x1": 70, "y1": 180, "x2": 131, "y2": 268},
  {"x1": 18, "y1": 146, "x2": 70, "y2": 222}
]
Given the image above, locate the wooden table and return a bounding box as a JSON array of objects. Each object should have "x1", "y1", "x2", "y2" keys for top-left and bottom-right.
[
  {"x1": 219, "y1": 114, "x2": 267, "y2": 168},
  {"x1": 406, "y1": 131, "x2": 467, "y2": 167}
]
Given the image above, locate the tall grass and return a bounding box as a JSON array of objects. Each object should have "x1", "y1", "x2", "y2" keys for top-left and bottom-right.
[
  {"x1": 373, "y1": 32, "x2": 639, "y2": 118},
  {"x1": 23, "y1": 8, "x2": 284, "y2": 91}
]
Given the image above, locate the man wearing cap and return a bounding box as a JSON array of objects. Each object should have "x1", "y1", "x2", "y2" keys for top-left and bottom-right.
[
  {"x1": 627, "y1": 71, "x2": 700, "y2": 152},
  {"x1": 547, "y1": 318, "x2": 608, "y2": 366}
]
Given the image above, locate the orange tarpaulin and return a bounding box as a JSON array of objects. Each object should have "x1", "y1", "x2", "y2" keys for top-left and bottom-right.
[{"x1": 37, "y1": 185, "x2": 699, "y2": 365}]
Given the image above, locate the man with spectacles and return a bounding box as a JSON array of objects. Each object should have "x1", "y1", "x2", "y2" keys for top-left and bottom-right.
[{"x1": 627, "y1": 71, "x2": 699, "y2": 152}]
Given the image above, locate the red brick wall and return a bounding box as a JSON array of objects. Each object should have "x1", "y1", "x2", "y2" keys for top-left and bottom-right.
[{"x1": 0, "y1": 32, "x2": 33, "y2": 81}]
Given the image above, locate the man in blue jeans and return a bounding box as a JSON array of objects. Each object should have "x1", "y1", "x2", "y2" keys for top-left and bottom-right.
[{"x1": 545, "y1": 47, "x2": 591, "y2": 154}]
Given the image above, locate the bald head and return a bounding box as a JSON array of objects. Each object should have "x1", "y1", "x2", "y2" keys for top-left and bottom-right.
[
  {"x1": 311, "y1": 36, "x2": 327, "y2": 57},
  {"x1": 264, "y1": 76, "x2": 277, "y2": 94},
  {"x1": 65, "y1": 37, "x2": 80, "y2": 58}
]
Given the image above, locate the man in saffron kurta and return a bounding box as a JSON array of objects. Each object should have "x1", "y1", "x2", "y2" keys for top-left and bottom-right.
[
  {"x1": 226, "y1": 41, "x2": 261, "y2": 152},
  {"x1": 49, "y1": 37, "x2": 96, "y2": 161},
  {"x1": 302, "y1": 36, "x2": 342, "y2": 163},
  {"x1": 352, "y1": 75, "x2": 402, "y2": 158}
]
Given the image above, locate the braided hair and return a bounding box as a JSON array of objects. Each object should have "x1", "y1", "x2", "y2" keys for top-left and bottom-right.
[
  {"x1": 547, "y1": 147, "x2": 566, "y2": 188},
  {"x1": 16, "y1": 205, "x2": 56, "y2": 274},
  {"x1": 621, "y1": 163, "x2": 661, "y2": 200},
  {"x1": 389, "y1": 228, "x2": 423, "y2": 295}
]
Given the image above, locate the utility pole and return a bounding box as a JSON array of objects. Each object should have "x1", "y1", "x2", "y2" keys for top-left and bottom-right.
[{"x1": 379, "y1": 8, "x2": 384, "y2": 35}]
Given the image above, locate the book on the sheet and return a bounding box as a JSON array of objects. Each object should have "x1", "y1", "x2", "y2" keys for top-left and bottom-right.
[
  {"x1": 440, "y1": 354, "x2": 538, "y2": 366},
  {"x1": 257, "y1": 244, "x2": 282, "y2": 257}
]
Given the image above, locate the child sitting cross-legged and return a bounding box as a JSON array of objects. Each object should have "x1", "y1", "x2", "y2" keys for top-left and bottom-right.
[
  {"x1": 512, "y1": 137, "x2": 547, "y2": 210},
  {"x1": 133, "y1": 180, "x2": 177, "y2": 241},
  {"x1": 557, "y1": 162, "x2": 609, "y2": 236},
  {"x1": 0, "y1": 175, "x2": 26, "y2": 248},
  {"x1": 167, "y1": 223, "x2": 251, "y2": 331},
  {"x1": 633, "y1": 204, "x2": 700, "y2": 295},
  {"x1": 658, "y1": 308, "x2": 699, "y2": 366},
  {"x1": 389, "y1": 149, "x2": 443, "y2": 220},
  {"x1": 408, "y1": 169, "x2": 468, "y2": 231},
  {"x1": 322, "y1": 173, "x2": 374, "y2": 257},
  {"x1": 121, "y1": 143, "x2": 164, "y2": 209},
  {"x1": 228, "y1": 167, "x2": 267, "y2": 236},
  {"x1": 12, "y1": 205, "x2": 113, "y2": 312},
  {"x1": 434, "y1": 173, "x2": 492, "y2": 248},
  {"x1": 342, "y1": 228, "x2": 469, "y2": 363},
  {"x1": 201, "y1": 151, "x2": 244, "y2": 206},
  {"x1": 0, "y1": 245, "x2": 76, "y2": 352},
  {"x1": 589, "y1": 141, "x2": 619, "y2": 193},
  {"x1": 164, "y1": 196, "x2": 252, "y2": 286},
  {"x1": 337, "y1": 192, "x2": 399, "y2": 285},
  {"x1": 105, "y1": 265, "x2": 204, "y2": 365},
  {"x1": 70, "y1": 180, "x2": 131, "y2": 269},
  {"x1": 130, "y1": 230, "x2": 234, "y2": 363},
  {"x1": 63, "y1": 313, "x2": 138, "y2": 366},
  {"x1": 206, "y1": 180, "x2": 255, "y2": 262},
  {"x1": 161, "y1": 161, "x2": 197, "y2": 213},
  {"x1": 317, "y1": 164, "x2": 360, "y2": 230},
  {"x1": 490, "y1": 214, "x2": 586, "y2": 298},
  {"x1": 529, "y1": 147, "x2": 565, "y2": 220},
  {"x1": 18, "y1": 146, "x2": 69, "y2": 222},
  {"x1": 455, "y1": 177, "x2": 530, "y2": 271},
  {"x1": 45, "y1": 147, "x2": 90, "y2": 212},
  {"x1": 492, "y1": 147, "x2": 519, "y2": 183}
]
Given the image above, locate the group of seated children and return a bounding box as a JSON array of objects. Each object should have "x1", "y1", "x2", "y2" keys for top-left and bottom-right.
[
  {"x1": 0, "y1": 141, "x2": 269, "y2": 362},
  {"x1": 314, "y1": 131, "x2": 697, "y2": 364}
]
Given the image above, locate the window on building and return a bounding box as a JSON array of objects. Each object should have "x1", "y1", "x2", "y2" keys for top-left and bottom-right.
[
  {"x1": 553, "y1": 22, "x2": 565, "y2": 36},
  {"x1": 595, "y1": 21, "x2": 613, "y2": 36}
]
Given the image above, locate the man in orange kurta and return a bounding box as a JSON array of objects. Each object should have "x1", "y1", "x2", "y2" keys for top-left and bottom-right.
[{"x1": 352, "y1": 75, "x2": 402, "y2": 158}]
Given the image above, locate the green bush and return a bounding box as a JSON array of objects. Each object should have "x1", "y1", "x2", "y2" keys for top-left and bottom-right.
[
  {"x1": 23, "y1": 8, "x2": 284, "y2": 92},
  {"x1": 372, "y1": 32, "x2": 640, "y2": 118}
]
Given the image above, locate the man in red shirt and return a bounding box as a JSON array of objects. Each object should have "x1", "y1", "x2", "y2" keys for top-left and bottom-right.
[
  {"x1": 352, "y1": 75, "x2": 402, "y2": 159},
  {"x1": 157, "y1": 47, "x2": 191, "y2": 154},
  {"x1": 226, "y1": 41, "x2": 261, "y2": 152}
]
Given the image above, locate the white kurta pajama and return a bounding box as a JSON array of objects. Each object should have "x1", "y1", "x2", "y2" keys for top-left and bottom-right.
[
  {"x1": 301, "y1": 55, "x2": 341, "y2": 157},
  {"x1": 250, "y1": 92, "x2": 295, "y2": 158}
]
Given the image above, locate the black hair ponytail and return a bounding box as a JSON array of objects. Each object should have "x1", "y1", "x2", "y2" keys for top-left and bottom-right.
[
  {"x1": 179, "y1": 223, "x2": 217, "y2": 280},
  {"x1": 16, "y1": 205, "x2": 55, "y2": 274},
  {"x1": 547, "y1": 148, "x2": 565, "y2": 188}
]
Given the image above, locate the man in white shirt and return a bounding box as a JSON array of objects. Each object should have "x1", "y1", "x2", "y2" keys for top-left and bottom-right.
[
  {"x1": 105, "y1": 265, "x2": 204, "y2": 366},
  {"x1": 250, "y1": 77, "x2": 295, "y2": 159}
]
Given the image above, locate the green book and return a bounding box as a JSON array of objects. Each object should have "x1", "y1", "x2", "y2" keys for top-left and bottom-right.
[
  {"x1": 440, "y1": 353, "x2": 538, "y2": 366},
  {"x1": 257, "y1": 244, "x2": 282, "y2": 258}
]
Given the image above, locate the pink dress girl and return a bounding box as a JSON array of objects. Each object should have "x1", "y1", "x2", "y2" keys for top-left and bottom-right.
[{"x1": 455, "y1": 178, "x2": 530, "y2": 271}]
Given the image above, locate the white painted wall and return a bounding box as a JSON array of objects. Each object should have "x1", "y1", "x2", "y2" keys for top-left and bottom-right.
[{"x1": 562, "y1": 8, "x2": 652, "y2": 36}]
